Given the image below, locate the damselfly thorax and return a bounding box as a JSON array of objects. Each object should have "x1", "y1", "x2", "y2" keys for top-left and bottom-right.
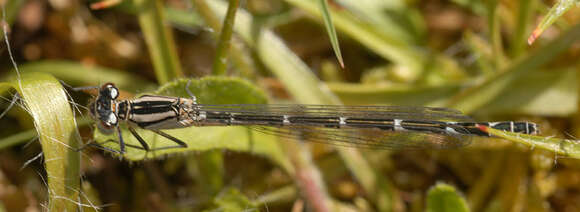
[
  {"x1": 88, "y1": 83, "x2": 189, "y2": 153},
  {"x1": 86, "y1": 83, "x2": 539, "y2": 154}
]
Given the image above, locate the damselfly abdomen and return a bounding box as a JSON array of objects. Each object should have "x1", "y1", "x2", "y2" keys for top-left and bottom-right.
[{"x1": 87, "y1": 83, "x2": 539, "y2": 153}]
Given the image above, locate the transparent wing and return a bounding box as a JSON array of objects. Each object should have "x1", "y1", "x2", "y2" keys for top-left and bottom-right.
[
  {"x1": 196, "y1": 104, "x2": 474, "y2": 150},
  {"x1": 249, "y1": 126, "x2": 473, "y2": 150},
  {"x1": 198, "y1": 104, "x2": 474, "y2": 122}
]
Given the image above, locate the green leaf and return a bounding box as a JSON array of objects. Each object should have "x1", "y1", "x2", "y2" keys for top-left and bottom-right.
[
  {"x1": 132, "y1": 0, "x2": 183, "y2": 83},
  {"x1": 206, "y1": 188, "x2": 259, "y2": 212},
  {"x1": 528, "y1": 0, "x2": 579, "y2": 44},
  {"x1": 510, "y1": 0, "x2": 535, "y2": 57},
  {"x1": 486, "y1": 0, "x2": 506, "y2": 69},
  {"x1": 481, "y1": 126, "x2": 580, "y2": 159},
  {"x1": 94, "y1": 77, "x2": 291, "y2": 171},
  {"x1": 6, "y1": 72, "x2": 82, "y2": 211},
  {"x1": 426, "y1": 183, "x2": 470, "y2": 212},
  {"x1": 318, "y1": 0, "x2": 344, "y2": 68},
  {"x1": 14, "y1": 60, "x2": 154, "y2": 91}
]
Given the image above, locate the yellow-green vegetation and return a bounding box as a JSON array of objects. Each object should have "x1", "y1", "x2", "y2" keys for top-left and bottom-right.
[{"x1": 1, "y1": 0, "x2": 580, "y2": 211}]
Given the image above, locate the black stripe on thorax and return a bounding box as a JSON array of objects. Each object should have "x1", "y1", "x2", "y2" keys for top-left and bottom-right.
[
  {"x1": 126, "y1": 96, "x2": 183, "y2": 128},
  {"x1": 129, "y1": 96, "x2": 181, "y2": 115}
]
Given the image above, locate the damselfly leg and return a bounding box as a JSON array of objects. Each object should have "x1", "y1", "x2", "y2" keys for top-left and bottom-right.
[{"x1": 99, "y1": 126, "x2": 188, "y2": 153}]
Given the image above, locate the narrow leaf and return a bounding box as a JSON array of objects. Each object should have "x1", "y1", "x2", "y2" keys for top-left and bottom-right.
[
  {"x1": 212, "y1": 0, "x2": 240, "y2": 75},
  {"x1": 132, "y1": 0, "x2": 183, "y2": 83},
  {"x1": 8, "y1": 73, "x2": 82, "y2": 211},
  {"x1": 528, "y1": 0, "x2": 578, "y2": 44},
  {"x1": 319, "y1": 0, "x2": 344, "y2": 68},
  {"x1": 16, "y1": 60, "x2": 154, "y2": 91},
  {"x1": 448, "y1": 22, "x2": 580, "y2": 114},
  {"x1": 479, "y1": 125, "x2": 580, "y2": 159}
]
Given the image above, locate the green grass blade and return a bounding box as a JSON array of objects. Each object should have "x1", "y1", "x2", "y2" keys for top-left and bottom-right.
[
  {"x1": 318, "y1": 0, "x2": 344, "y2": 68},
  {"x1": 190, "y1": 0, "x2": 257, "y2": 78},
  {"x1": 481, "y1": 126, "x2": 580, "y2": 159},
  {"x1": 212, "y1": 0, "x2": 240, "y2": 75},
  {"x1": 0, "y1": 129, "x2": 37, "y2": 150},
  {"x1": 426, "y1": 183, "x2": 470, "y2": 212},
  {"x1": 486, "y1": 0, "x2": 506, "y2": 69},
  {"x1": 327, "y1": 82, "x2": 462, "y2": 106},
  {"x1": 13, "y1": 60, "x2": 154, "y2": 91},
  {"x1": 132, "y1": 0, "x2": 183, "y2": 83},
  {"x1": 474, "y1": 67, "x2": 576, "y2": 116},
  {"x1": 448, "y1": 22, "x2": 580, "y2": 114},
  {"x1": 8, "y1": 72, "x2": 81, "y2": 211},
  {"x1": 510, "y1": 0, "x2": 535, "y2": 57},
  {"x1": 528, "y1": 0, "x2": 578, "y2": 44}
]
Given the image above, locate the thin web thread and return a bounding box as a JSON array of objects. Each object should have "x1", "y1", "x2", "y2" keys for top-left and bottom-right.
[{"x1": 1, "y1": 4, "x2": 23, "y2": 93}]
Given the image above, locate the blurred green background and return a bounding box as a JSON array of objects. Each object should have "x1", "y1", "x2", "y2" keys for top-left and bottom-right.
[{"x1": 0, "y1": 0, "x2": 580, "y2": 211}]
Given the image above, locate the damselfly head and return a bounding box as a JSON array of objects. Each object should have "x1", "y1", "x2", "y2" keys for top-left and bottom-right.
[{"x1": 90, "y1": 83, "x2": 120, "y2": 132}]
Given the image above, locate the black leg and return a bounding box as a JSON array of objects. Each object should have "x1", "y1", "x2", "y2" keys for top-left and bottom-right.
[
  {"x1": 59, "y1": 80, "x2": 100, "y2": 92},
  {"x1": 117, "y1": 127, "x2": 126, "y2": 153},
  {"x1": 78, "y1": 138, "x2": 148, "y2": 152},
  {"x1": 88, "y1": 140, "x2": 123, "y2": 154},
  {"x1": 76, "y1": 139, "x2": 100, "y2": 152},
  {"x1": 151, "y1": 129, "x2": 188, "y2": 148},
  {"x1": 77, "y1": 129, "x2": 187, "y2": 154},
  {"x1": 128, "y1": 127, "x2": 150, "y2": 151}
]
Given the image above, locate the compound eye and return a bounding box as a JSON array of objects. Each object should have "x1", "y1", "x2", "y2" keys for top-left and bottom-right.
[
  {"x1": 109, "y1": 86, "x2": 119, "y2": 99},
  {"x1": 101, "y1": 83, "x2": 119, "y2": 99},
  {"x1": 105, "y1": 84, "x2": 119, "y2": 99}
]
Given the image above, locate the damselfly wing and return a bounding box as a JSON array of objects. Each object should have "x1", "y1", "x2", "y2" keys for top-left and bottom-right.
[{"x1": 83, "y1": 83, "x2": 539, "y2": 154}]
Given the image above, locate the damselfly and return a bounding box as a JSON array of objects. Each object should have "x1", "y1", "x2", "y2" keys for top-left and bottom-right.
[{"x1": 85, "y1": 83, "x2": 539, "y2": 153}]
